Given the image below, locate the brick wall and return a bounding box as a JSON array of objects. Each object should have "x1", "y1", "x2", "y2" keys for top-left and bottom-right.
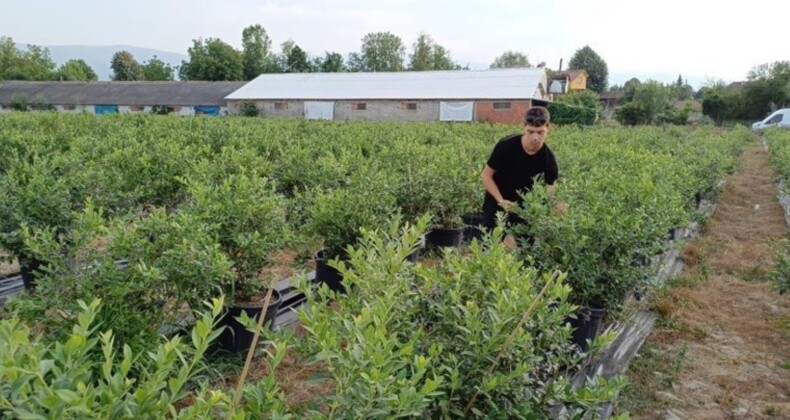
[{"x1": 475, "y1": 100, "x2": 531, "y2": 124}]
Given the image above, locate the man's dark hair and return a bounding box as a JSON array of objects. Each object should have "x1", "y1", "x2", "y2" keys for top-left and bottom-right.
[{"x1": 524, "y1": 106, "x2": 550, "y2": 127}]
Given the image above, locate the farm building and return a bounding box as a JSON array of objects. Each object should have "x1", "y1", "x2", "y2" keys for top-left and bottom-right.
[
  {"x1": 0, "y1": 81, "x2": 245, "y2": 115},
  {"x1": 225, "y1": 68, "x2": 550, "y2": 124},
  {"x1": 599, "y1": 90, "x2": 625, "y2": 109},
  {"x1": 548, "y1": 70, "x2": 588, "y2": 95}
]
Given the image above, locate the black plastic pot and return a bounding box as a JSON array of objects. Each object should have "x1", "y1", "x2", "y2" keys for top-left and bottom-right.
[
  {"x1": 315, "y1": 250, "x2": 345, "y2": 293},
  {"x1": 694, "y1": 192, "x2": 702, "y2": 209},
  {"x1": 406, "y1": 247, "x2": 421, "y2": 262},
  {"x1": 217, "y1": 290, "x2": 282, "y2": 354},
  {"x1": 567, "y1": 307, "x2": 606, "y2": 352},
  {"x1": 462, "y1": 213, "x2": 485, "y2": 244},
  {"x1": 426, "y1": 227, "x2": 464, "y2": 248},
  {"x1": 404, "y1": 234, "x2": 425, "y2": 263},
  {"x1": 18, "y1": 255, "x2": 45, "y2": 291}
]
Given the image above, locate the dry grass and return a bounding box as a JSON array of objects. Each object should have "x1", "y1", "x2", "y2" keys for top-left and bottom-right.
[
  {"x1": 229, "y1": 345, "x2": 335, "y2": 411},
  {"x1": 623, "y1": 144, "x2": 790, "y2": 419}
]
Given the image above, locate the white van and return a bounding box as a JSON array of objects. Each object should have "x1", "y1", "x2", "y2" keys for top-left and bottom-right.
[{"x1": 752, "y1": 108, "x2": 790, "y2": 131}]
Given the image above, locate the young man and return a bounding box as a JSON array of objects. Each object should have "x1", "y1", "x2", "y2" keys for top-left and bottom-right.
[{"x1": 480, "y1": 106, "x2": 559, "y2": 238}]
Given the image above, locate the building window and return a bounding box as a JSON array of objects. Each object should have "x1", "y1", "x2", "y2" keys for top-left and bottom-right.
[
  {"x1": 493, "y1": 102, "x2": 511, "y2": 110},
  {"x1": 63, "y1": 104, "x2": 76, "y2": 111},
  {"x1": 402, "y1": 102, "x2": 417, "y2": 110},
  {"x1": 353, "y1": 102, "x2": 367, "y2": 111},
  {"x1": 128, "y1": 105, "x2": 144, "y2": 112},
  {"x1": 274, "y1": 102, "x2": 288, "y2": 110}
]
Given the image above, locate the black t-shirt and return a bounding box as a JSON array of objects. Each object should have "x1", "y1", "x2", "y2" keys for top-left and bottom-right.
[{"x1": 483, "y1": 134, "x2": 558, "y2": 214}]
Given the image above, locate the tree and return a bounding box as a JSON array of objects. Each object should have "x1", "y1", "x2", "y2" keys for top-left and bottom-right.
[
  {"x1": 0, "y1": 37, "x2": 16, "y2": 78},
  {"x1": 490, "y1": 51, "x2": 531, "y2": 69},
  {"x1": 142, "y1": 56, "x2": 175, "y2": 81},
  {"x1": 701, "y1": 87, "x2": 727, "y2": 125},
  {"x1": 242, "y1": 24, "x2": 277, "y2": 79},
  {"x1": 317, "y1": 52, "x2": 345, "y2": 72},
  {"x1": 110, "y1": 51, "x2": 143, "y2": 81},
  {"x1": 17, "y1": 45, "x2": 56, "y2": 81},
  {"x1": 615, "y1": 80, "x2": 672, "y2": 125},
  {"x1": 742, "y1": 78, "x2": 790, "y2": 118},
  {"x1": 179, "y1": 38, "x2": 243, "y2": 81},
  {"x1": 743, "y1": 61, "x2": 790, "y2": 118},
  {"x1": 284, "y1": 44, "x2": 310, "y2": 73},
  {"x1": 348, "y1": 32, "x2": 406, "y2": 72},
  {"x1": 54, "y1": 59, "x2": 97, "y2": 81},
  {"x1": 568, "y1": 45, "x2": 608, "y2": 93},
  {"x1": 748, "y1": 61, "x2": 790, "y2": 82},
  {"x1": 0, "y1": 38, "x2": 56, "y2": 81},
  {"x1": 669, "y1": 74, "x2": 694, "y2": 100},
  {"x1": 622, "y1": 77, "x2": 642, "y2": 102},
  {"x1": 408, "y1": 33, "x2": 456, "y2": 71}
]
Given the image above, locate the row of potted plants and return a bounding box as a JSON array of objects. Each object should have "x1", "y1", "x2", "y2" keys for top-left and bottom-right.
[{"x1": 0, "y1": 115, "x2": 749, "y2": 354}]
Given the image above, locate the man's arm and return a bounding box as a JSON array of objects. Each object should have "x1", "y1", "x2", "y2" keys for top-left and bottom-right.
[{"x1": 481, "y1": 165, "x2": 514, "y2": 210}]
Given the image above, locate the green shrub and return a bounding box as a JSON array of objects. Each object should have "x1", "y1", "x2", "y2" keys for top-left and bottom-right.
[
  {"x1": 10, "y1": 202, "x2": 234, "y2": 351},
  {"x1": 547, "y1": 101, "x2": 597, "y2": 125},
  {"x1": 180, "y1": 172, "x2": 291, "y2": 301},
  {"x1": 770, "y1": 241, "x2": 790, "y2": 295},
  {"x1": 239, "y1": 101, "x2": 260, "y2": 117},
  {"x1": 0, "y1": 298, "x2": 231, "y2": 418},
  {"x1": 614, "y1": 102, "x2": 650, "y2": 125},
  {"x1": 295, "y1": 216, "x2": 627, "y2": 418}
]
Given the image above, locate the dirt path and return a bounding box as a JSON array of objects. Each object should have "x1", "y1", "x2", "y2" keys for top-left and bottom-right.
[{"x1": 627, "y1": 143, "x2": 790, "y2": 419}]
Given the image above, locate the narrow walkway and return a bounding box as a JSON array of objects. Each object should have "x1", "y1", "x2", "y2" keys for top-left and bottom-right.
[{"x1": 631, "y1": 144, "x2": 790, "y2": 419}]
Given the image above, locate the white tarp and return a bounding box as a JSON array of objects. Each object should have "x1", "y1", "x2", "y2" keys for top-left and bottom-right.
[
  {"x1": 439, "y1": 101, "x2": 474, "y2": 122},
  {"x1": 304, "y1": 101, "x2": 334, "y2": 120}
]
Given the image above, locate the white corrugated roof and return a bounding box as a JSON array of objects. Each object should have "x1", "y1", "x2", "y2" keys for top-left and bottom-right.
[{"x1": 225, "y1": 68, "x2": 548, "y2": 101}]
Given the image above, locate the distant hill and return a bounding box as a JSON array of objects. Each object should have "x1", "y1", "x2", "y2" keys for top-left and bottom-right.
[{"x1": 19, "y1": 43, "x2": 187, "y2": 81}]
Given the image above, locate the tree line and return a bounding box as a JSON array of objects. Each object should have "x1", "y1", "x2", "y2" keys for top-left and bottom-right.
[
  {"x1": 0, "y1": 26, "x2": 609, "y2": 91},
  {"x1": 700, "y1": 61, "x2": 790, "y2": 123}
]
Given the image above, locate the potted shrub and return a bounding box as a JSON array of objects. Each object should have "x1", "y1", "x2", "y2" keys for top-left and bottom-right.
[
  {"x1": 307, "y1": 175, "x2": 399, "y2": 293},
  {"x1": 294, "y1": 217, "x2": 626, "y2": 417},
  {"x1": 10, "y1": 203, "x2": 235, "y2": 352},
  {"x1": 0, "y1": 155, "x2": 75, "y2": 291},
  {"x1": 394, "y1": 146, "x2": 479, "y2": 248},
  {"x1": 181, "y1": 172, "x2": 291, "y2": 353},
  {"x1": 515, "y1": 171, "x2": 683, "y2": 350}
]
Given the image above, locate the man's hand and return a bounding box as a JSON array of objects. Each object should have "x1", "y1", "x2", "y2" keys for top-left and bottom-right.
[{"x1": 498, "y1": 199, "x2": 516, "y2": 212}]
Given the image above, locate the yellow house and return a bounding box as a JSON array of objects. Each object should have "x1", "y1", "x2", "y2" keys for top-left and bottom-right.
[{"x1": 549, "y1": 70, "x2": 588, "y2": 93}]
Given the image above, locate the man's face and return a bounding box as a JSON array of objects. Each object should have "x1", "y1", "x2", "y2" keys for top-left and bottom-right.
[{"x1": 523, "y1": 124, "x2": 549, "y2": 153}]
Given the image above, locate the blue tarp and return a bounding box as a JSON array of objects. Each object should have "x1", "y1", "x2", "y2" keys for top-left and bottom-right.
[
  {"x1": 94, "y1": 105, "x2": 119, "y2": 115},
  {"x1": 194, "y1": 105, "x2": 220, "y2": 116}
]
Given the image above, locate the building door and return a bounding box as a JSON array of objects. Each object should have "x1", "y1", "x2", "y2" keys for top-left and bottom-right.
[{"x1": 94, "y1": 105, "x2": 119, "y2": 115}]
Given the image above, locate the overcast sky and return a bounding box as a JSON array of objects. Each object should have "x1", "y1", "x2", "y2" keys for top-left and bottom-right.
[{"x1": 2, "y1": 0, "x2": 787, "y2": 87}]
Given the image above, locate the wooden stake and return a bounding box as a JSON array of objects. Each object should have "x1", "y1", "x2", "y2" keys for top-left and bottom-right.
[{"x1": 227, "y1": 278, "x2": 278, "y2": 419}]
